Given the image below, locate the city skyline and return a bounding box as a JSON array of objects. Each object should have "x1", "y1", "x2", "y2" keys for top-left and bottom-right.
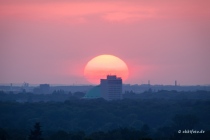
[{"x1": 1, "y1": 0, "x2": 210, "y2": 85}]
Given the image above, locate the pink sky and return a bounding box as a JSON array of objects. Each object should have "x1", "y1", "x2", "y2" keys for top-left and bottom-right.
[{"x1": 0, "y1": 0, "x2": 210, "y2": 85}]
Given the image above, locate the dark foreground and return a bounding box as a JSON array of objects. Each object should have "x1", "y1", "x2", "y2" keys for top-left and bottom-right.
[{"x1": 0, "y1": 91, "x2": 210, "y2": 140}]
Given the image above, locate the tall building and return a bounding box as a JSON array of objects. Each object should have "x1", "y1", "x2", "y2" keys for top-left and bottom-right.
[{"x1": 100, "y1": 75, "x2": 122, "y2": 100}]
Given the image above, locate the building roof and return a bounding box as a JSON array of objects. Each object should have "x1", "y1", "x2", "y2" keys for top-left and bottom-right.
[{"x1": 83, "y1": 85, "x2": 101, "y2": 99}]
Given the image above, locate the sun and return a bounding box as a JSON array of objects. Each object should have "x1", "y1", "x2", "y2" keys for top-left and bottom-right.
[{"x1": 84, "y1": 54, "x2": 129, "y2": 84}]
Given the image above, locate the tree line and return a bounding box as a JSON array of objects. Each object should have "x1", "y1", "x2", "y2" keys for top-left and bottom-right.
[{"x1": 0, "y1": 97, "x2": 210, "y2": 139}]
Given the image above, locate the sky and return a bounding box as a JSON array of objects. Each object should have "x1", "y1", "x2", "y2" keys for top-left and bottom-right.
[{"x1": 0, "y1": 0, "x2": 210, "y2": 85}]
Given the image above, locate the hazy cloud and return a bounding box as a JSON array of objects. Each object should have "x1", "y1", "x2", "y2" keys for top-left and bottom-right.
[{"x1": 1, "y1": 0, "x2": 209, "y2": 23}]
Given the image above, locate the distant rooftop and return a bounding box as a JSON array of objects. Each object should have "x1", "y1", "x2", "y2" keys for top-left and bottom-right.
[
  {"x1": 83, "y1": 86, "x2": 101, "y2": 99},
  {"x1": 101, "y1": 75, "x2": 122, "y2": 80}
]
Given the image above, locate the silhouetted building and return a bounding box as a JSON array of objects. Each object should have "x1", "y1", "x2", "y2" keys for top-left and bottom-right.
[
  {"x1": 39, "y1": 84, "x2": 50, "y2": 93},
  {"x1": 34, "y1": 84, "x2": 50, "y2": 94},
  {"x1": 10, "y1": 83, "x2": 13, "y2": 91},
  {"x1": 21, "y1": 82, "x2": 29, "y2": 92},
  {"x1": 100, "y1": 75, "x2": 122, "y2": 100}
]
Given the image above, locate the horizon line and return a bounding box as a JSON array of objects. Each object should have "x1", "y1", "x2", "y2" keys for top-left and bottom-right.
[{"x1": 0, "y1": 83, "x2": 210, "y2": 87}]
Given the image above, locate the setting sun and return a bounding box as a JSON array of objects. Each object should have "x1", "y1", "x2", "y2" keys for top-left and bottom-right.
[{"x1": 84, "y1": 55, "x2": 129, "y2": 84}]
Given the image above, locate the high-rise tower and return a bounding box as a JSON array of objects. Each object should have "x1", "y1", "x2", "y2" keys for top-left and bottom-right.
[{"x1": 100, "y1": 75, "x2": 122, "y2": 100}]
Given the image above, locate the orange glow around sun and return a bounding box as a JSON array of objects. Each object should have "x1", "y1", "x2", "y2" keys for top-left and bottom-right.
[{"x1": 84, "y1": 54, "x2": 129, "y2": 84}]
